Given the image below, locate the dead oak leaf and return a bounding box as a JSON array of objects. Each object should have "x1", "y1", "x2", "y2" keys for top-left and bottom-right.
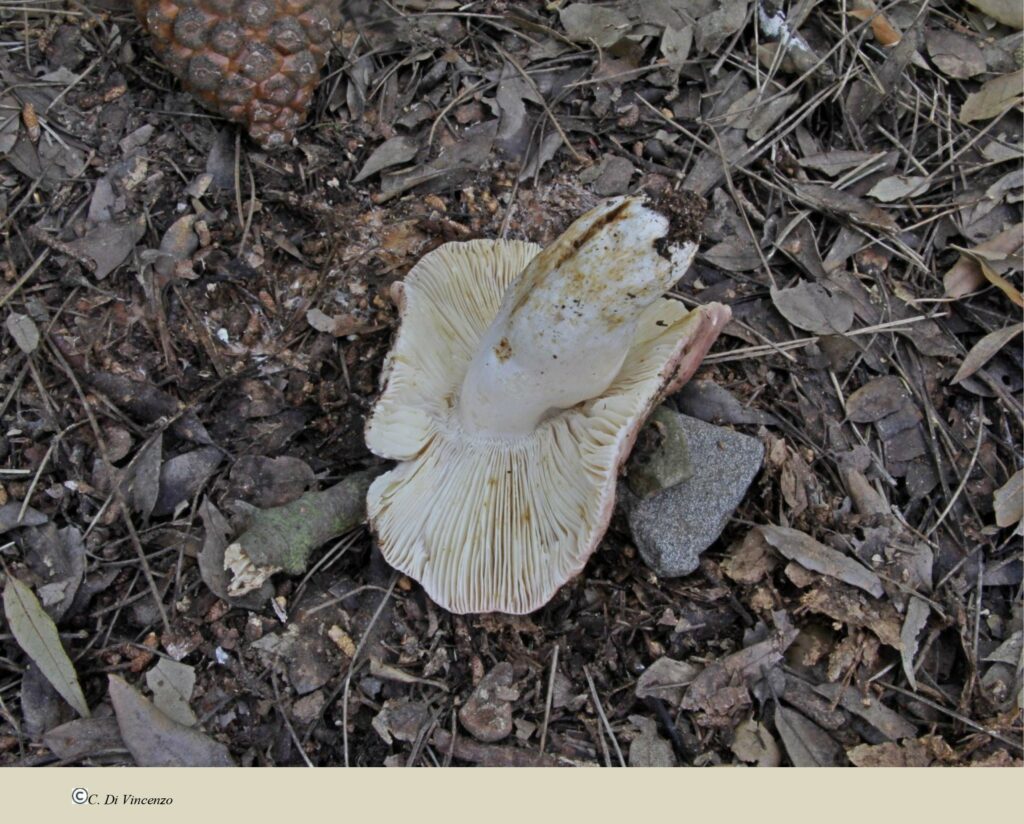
[{"x1": 799, "y1": 581, "x2": 902, "y2": 649}]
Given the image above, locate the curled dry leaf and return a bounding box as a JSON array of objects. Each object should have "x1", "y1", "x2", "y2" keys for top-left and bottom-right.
[
  {"x1": 0, "y1": 503, "x2": 48, "y2": 533},
  {"x1": 458, "y1": 662, "x2": 517, "y2": 743},
  {"x1": 703, "y1": 237, "x2": 763, "y2": 272},
  {"x1": 660, "y1": 25, "x2": 693, "y2": 70},
  {"x1": 228, "y1": 455, "x2": 316, "y2": 508},
  {"x1": 848, "y1": 0, "x2": 902, "y2": 47},
  {"x1": 971, "y1": 253, "x2": 1024, "y2": 307},
  {"x1": 952, "y1": 322, "x2": 1023, "y2": 384},
  {"x1": 307, "y1": 308, "x2": 386, "y2": 337},
  {"x1": 899, "y1": 596, "x2": 931, "y2": 691},
  {"x1": 960, "y1": 70, "x2": 1024, "y2": 124},
  {"x1": 126, "y1": 435, "x2": 162, "y2": 521},
  {"x1": 993, "y1": 468, "x2": 1024, "y2": 534},
  {"x1": 676, "y1": 380, "x2": 778, "y2": 427},
  {"x1": 682, "y1": 616, "x2": 798, "y2": 718},
  {"x1": 695, "y1": 0, "x2": 748, "y2": 55},
  {"x1": 943, "y1": 223, "x2": 1024, "y2": 298},
  {"x1": 353, "y1": 136, "x2": 418, "y2": 182},
  {"x1": 152, "y1": 446, "x2": 223, "y2": 517}
]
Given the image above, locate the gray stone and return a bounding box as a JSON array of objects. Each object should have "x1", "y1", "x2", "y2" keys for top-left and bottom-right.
[
  {"x1": 626, "y1": 404, "x2": 694, "y2": 499},
  {"x1": 624, "y1": 412, "x2": 764, "y2": 577}
]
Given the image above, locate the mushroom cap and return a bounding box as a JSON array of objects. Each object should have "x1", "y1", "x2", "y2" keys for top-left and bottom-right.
[{"x1": 366, "y1": 238, "x2": 729, "y2": 614}]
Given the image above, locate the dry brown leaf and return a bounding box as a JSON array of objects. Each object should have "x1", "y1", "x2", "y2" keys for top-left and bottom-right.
[
  {"x1": 847, "y1": 736, "x2": 956, "y2": 767},
  {"x1": 127, "y1": 435, "x2": 162, "y2": 521},
  {"x1": 731, "y1": 717, "x2": 782, "y2": 766},
  {"x1": 306, "y1": 308, "x2": 387, "y2": 337},
  {"x1": 3, "y1": 577, "x2": 90, "y2": 718},
  {"x1": 846, "y1": 375, "x2": 912, "y2": 423},
  {"x1": 866, "y1": 175, "x2": 930, "y2": 202},
  {"x1": 993, "y1": 468, "x2": 1023, "y2": 534},
  {"x1": 965, "y1": 0, "x2": 1024, "y2": 29},
  {"x1": 353, "y1": 136, "x2": 418, "y2": 182},
  {"x1": 793, "y1": 183, "x2": 899, "y2": 232},
  {"x1": 145, "y1": 658, "x2": 197, "y2": 727},
  {"x1": 960, "y1": 70, "x2": 1024, "y2": 124},
  {"x1": 770, "y1": 281, "x2": 854, "y2": 334},
  {"x1": 814, "y1": 683, "x2": 918, "y2": 741},
  {"x1": 559, "y1": 3, "x2": 630, "y2": 48},
  {"x1": 899, "y1": 596, "x2": 931, "y2": 691},
  {"x1": 975, "y1": 255, "x2": 1024, "y2": 307},
  {"x1": 848, "y1": 0, "x2": 902, "y2": 46},
  {"x1": 722, "y1": 529, "x2": 778, "y2": 585},
  {"x1": 628, "y1": 716, "x2": 676, "y2": 767},
  {"x1": 798, "y1": 150, "x2": 880, "y2": 178},
  {"x1": 65, "y1": 215, "x2": 146, "y2": 280},
  {"x1": 758, "y1": 525, "x2": 884, "y2": 598},
  {"x1": 635, "y1": 657, "x2": 701, "y2": 707},
  {"x1": 703, "y1": 237, "x2": 763, "y2": 272},
  {"x1": 800, "y1": 582, "x2": 902, "y2": 648},
  {"x1": 953, "y1": 323, "x2": 1023, "y2": 384},
  {"x1": 943, "y1": 224, "x2": 1024, "y2": 298},
  {"x1": 108, "y1": 674, "x2": 233, "y2": 766},
  {"x1": 43, "y1": 717, "x2": 125, "y2": 762},
  {"x1": 5, "y1": 312, "x2": 39, "y2": 354},
  {"x1": 682, "y1": 618, "x2": 798, "y2": 719},
  {"x1": 926, "y1": 29, "x2": 987, "y2": 79},
  {"x1": 774, "y1": 705, "x2": 843, "y2": 766},
  {"x1": 153, "y1": 214, "x2": 199, "y2": 278},
  {"x1": 660, "y1": 25, "x2": 693, "y2": 70}
]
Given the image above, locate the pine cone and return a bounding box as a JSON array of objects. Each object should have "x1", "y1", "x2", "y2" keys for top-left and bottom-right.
[{"x1": 135, "y1": 0, "x2": 339, "y2": 149}]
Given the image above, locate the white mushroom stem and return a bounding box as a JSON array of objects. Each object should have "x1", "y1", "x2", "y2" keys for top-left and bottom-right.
[{"x1": 458, "y1": 196, "x2": 700, "y2": 437}]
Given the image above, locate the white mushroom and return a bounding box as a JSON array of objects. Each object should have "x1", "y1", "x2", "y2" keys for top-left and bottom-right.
[{"x1": 366, "y1": 194, "x2": 731, "y2": 614}]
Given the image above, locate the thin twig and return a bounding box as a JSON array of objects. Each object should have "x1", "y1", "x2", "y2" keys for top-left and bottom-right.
[
  {"x1": 341, "y1": 576, "x2": 397, "y2": 767},
  {"x1": 539, "y1": 643, "x2": 559, "y2": 755},
  {"x1": 584, "y1": 666, "x2": 625, "y2": 767}
]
